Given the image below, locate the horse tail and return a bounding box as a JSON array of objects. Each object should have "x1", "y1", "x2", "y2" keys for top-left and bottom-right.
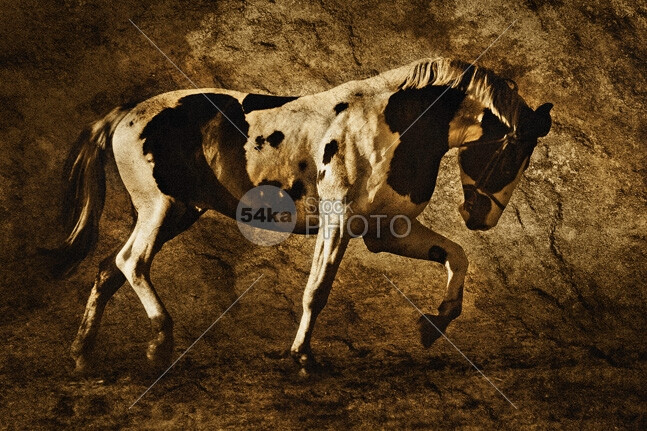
[{"x1": 49, "y1": 105, "x2": 132, "y2": 277}]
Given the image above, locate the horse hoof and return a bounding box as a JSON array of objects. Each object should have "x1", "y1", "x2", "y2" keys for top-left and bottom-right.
[
  {"x1": 147, "y1": 347, "x2": 173, "y2": 368},
  {"x1": 298, "y1": 367, "x2": 311, "y2": 378},
  {"x1": 72, "y1": 354, "x2": 92, "y2": 375},
  {"x1": 418, "y1": 314, "x2": 451, "y2": 348},
  {"x1": 290, "y1": 350, "x2": 316, "y2": 372},
  {"x1": 291, "y1": 351, "x2": 309, "y2": 366},
  {"x1": 146, "y1": 333, "x2": 174, "y2": 367}
]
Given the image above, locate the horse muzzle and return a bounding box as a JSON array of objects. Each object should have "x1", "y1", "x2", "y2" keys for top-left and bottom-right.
[{"x1": 459, "y1": 185, "x2": 495, "y2": 231}]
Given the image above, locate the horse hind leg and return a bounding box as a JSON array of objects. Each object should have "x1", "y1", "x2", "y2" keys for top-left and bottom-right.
[
  {"x1": 115, "y1": 197, "x2": 178, "y2": 368},
  {"x1": 70, "y1": 249, "x2": 126, "y2": 373},
  {"x1": 70, "y1": 202, "x2": 202, "y2": 373}
]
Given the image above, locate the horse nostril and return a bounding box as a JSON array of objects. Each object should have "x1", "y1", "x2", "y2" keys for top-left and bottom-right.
[
  {"x1": 461, "y1": 184, "x2": 493, "y2": 231},
  {"x1": 463, "y1": 186, "x2": 477, "y2": 212},
  {"x1": 464, "y1": 199, "x2": 473, "y2": 212}
]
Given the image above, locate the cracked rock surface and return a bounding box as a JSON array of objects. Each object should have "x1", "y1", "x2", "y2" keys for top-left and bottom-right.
[{"x1": 1, "y1": 0, "x2": 645, "y2": 429}]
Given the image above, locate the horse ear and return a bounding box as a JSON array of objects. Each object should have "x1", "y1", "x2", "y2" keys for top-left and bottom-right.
[{"x1": 533, "y1": 103, "x2": 553, "y2": 137}]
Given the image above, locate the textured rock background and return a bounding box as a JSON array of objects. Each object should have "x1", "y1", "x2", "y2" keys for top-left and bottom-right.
[{"x1": 1, "y1": 0, "x2": 645, "y2": 429}]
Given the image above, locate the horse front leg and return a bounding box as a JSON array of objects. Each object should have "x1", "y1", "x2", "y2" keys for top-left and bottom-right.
[
  {"x1": 364, "y1": 218, "x2": 468, "y2": 348},
  {"x1": 290, "y1": 214, "x2": 350, "y2": 373}
]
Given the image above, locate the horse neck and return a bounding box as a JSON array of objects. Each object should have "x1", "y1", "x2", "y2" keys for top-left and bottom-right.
[{"x1": 447, "y1": 96, "x2": 488, "y2": 149}]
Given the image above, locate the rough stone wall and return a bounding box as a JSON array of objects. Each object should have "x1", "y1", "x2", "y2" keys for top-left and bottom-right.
[{"x1": 0, "y1": 1, "x2": 645, "y2": 428}]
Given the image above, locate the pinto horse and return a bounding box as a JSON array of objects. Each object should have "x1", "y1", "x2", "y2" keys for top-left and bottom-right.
[{"x1": 55, "y1": 58, "x2": 552, "y2": 373}]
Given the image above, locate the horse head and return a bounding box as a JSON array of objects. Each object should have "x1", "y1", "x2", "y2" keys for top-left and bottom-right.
[{"x1": 457, "y1": 102, "x2": 552, "y2": 230}]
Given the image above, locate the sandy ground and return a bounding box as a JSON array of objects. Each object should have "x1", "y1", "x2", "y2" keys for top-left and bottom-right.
[{"x1": 1, "y1": 0, "x2": 646, "y2": 429}]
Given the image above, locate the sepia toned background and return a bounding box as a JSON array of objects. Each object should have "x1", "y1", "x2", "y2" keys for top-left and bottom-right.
[{"x1": 1, "y1": 0, "x2": 645, "y2": 428}]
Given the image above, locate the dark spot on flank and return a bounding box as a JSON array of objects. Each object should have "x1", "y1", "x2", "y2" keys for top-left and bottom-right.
[
  {"x1": 317, "y1": 170, "x2": 326, "y2": 181},
  {"x1": 334, "y1": 102, "x2": 349, "y2": 114},
  {"x1": 384, "y1": 86, "x2": 465, "y2": 204},
  {"x1": 258, "y1": 179, "x2": 283, "y2": 188},
  {"x1": 298, "y1": 160, "x2": 307, "y2": 171},
  {"x1": 286, "y1": 179, "x2": 305, "y2": 201},
  {"x1": 355, "y1": 92, "x2": 363, "y2": 97},
  {"x1": 428, "y1": 246, "x2": 447, "y2": 264},
  {"x1": 267, "y1": 130, "x2": 284, "y2": 148},
  {"x1": 242, "y1": 93, "x2": 298, "y2": 113},
  {"x1": 322, "y1": 140, "x2": 339, "y2": 164},
  {"x1": 129, "y1": 121, "x2": 134, "y2": 126},
  {"x1": 255, "y1": 135, "x2": 265, "y2": 150},
  {"x1": 140, "y1": 93, "x2": 251, "y2": 203}
]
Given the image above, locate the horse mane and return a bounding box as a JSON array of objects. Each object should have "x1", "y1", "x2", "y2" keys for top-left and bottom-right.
[{"x1": 399, "y1": 57, "x2": 524, "y2": 129}]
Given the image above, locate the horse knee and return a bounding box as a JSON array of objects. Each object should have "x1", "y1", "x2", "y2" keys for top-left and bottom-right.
[
  {"x1": 446, "y1": 244, "x2": 468, "y2": 274},
  {"x1": 115, "y1": 248, "x2": 130, "y2": 276},
  {"x1": 116, "y1": 247, "x2": 149, "y2": 284},
  {"x1": 95, "y1": 254, "x2": 125, "y2": 291}
]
